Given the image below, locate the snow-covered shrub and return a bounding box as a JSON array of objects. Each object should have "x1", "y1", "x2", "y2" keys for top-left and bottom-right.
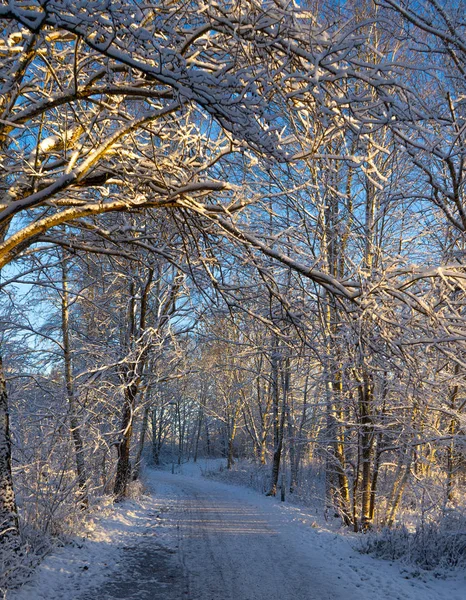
[
  {"x1": 289, "y1": 463, "x2": 326, "y2": 508},
  {"x1": 0, "y1": 526, "x2": 52, "y2": 594},
  {"x1": 357, "y1": 511, "x2": 466, "y2": 572},
  {"x1": 203, "y1": 459, "x2": 270, "y2": 493},
  {"x1": 125, "y1": 477, "x2": 148, "y2": 500},
  {"x1": 202, "y1": 458, "x2": 327, "y2": 506}
]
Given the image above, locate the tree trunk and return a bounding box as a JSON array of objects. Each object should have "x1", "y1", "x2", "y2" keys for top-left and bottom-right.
[
  {"x1": 114, "y1": 269, "x2": 154, "y2": 499},
  {"x1": 226, "y1": 401, "x2": 242, "y2": 470},
  {"x1": 325, "y1": 368, "x2": 351, "y2": 525},
  {"x1": 446, "y1": 363, "x2": 460, "y2": 502},
  {"x1": 267, "y1": 354, "x2": 288, "y2": 496},
  {"x1": 151, "y1": 406, "x2": 165, "y2": 465},
  {"x1": 61, "y1": 254, "x2": 88, "y2": 509},
  {"x1": 193, "y1": 405, "x2": 203, "y2": 463},
  {"x1": 369, "y1": 447, "x2": 382, "y2": 524},
  {"x1": 369, "y1": 376, "x2": 388, "y2": 523},
  {"x1": 290, "y1": 373, "x2": 309, "y2": 493},
  {"x1": 177, "y1": 402, "x2": 184, "y2": 466},
  {"x1": 132, "y1": 406, "x2": 150, "y2": 481},
  {"x1": 0, "y1": 357, "x2": 20, "y2": 548},
  {"x1": 114, "y1": 383, "x2": 136, "y2": 500},
  {"x1": 385, "y1": 449, "x2": 412, "y2": 527},
  {"x1": 226, "y1": 416, "x2": 238, "y2": 470},
  {"x1": 359, "y1": 373, "x2": 374, "y2": 531},
  {"x1": 287, "y1": 405, "x2": 297, "y2": 493},
  {"x1": 205, "y1": 418, "x2": 211, "y2": 456}
]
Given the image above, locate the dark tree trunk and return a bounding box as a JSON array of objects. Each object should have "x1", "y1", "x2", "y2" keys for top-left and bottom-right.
[
  {"x1": 114, "y1": 269, "x2": 155, "y2": 500},
  {"x1": 0, "y1": 357, "x2": 20, "y2": 549},
  {"x1": 62, "y1": 254, "x2": 88, "y2": 509},
  {"x1": 446, "y1": 363, "x2": 460, "y2": 502},
  {"x1": 133, "y1": 406, "x2": 150, "y2": 481},
  {"x1": 151, "y1": 407, "x2": 165, "y2": 466},
  {"x1": 205, "y1": 418, "x2": 211, "y2": 456},
  {"x1": 193, "y1": 405, "x2": 203, "y2": 463},
  {"x1": 114, "y1": 383, "x2": 137, "y2": 501},
  {"x1": 359, "y1": 373, "x2": 374, "y2": 531},
  {"x1": 267, "y1": 355, "x2": 289, "y2": 496},
  {"x1": 287, "y1": 408, "x2": 296, "y2": 494}
]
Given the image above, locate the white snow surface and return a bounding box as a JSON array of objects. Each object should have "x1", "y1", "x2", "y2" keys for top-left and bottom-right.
[
  {"x1": 7, "y1": 493, "x2": 165, "y2": 600},
  {"x1": 9, "y1": 460, "x2": 466, "y2": 600}
]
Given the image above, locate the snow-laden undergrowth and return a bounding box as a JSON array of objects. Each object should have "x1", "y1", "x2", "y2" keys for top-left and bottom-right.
[{"x1": 358, "y1": 515, "x2": 466, "y2": 573}]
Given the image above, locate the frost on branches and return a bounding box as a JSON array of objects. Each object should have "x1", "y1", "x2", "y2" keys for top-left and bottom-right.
[{"x1": 0, "y1": 0, "x2": 465, "y2": 592}]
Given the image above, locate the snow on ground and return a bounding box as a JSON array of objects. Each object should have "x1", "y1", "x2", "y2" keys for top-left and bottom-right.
[
  {"x1": 7, "y1": 487, "x2": 177, "y2": 600},
  {"x1": 8, "y1": 460, "x2": 466, "y2": 600},
  {"x1": 148, "y1": 465, "x2": 466, "y2": 600}
]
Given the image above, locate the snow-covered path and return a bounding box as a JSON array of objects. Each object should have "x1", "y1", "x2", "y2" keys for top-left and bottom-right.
[
  {"x1": 147, "y1": 468, "x2": 464, "y2": 600},
  {"x1": 151, "y1": 470, "x2": 355, "y2": 600},
  {"x1": 10, "y1": 464, "x2": 465, "y2": 600}
]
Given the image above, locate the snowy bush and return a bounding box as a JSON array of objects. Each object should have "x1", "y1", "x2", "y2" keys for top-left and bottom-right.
[
  {"x1": 0, "y1": 526, "x2": 52, "y2": 593},
  {"x1": 357, "y1": 511, "x2": 466, "y2": 572},
  {"x1": 203, "y1": 458, "x2": 327, "y2": 507},
  {"x1": 203, "y1": 459, "x2": 270, "y2": 494},
  {"x1": 125, "y1": 477, "x2": 148, "y2": 500}
]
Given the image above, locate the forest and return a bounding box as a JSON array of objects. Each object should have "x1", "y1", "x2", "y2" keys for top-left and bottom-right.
[{"x1": 0, "y1": 0, "x2": 465, "y2": 592}]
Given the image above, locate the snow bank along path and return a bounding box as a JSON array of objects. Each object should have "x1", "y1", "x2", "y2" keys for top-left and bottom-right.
[{"x1": 10, "y1": 463, "x2": 466, "y2": 600}]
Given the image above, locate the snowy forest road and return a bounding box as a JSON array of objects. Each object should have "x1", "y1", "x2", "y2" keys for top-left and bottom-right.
[
  {"x1": 148, "y1": 469, "x2": 368, "y2": 600},
  {"x1": 12, "y1": 464, "x2": 462, "y2": 600}
]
